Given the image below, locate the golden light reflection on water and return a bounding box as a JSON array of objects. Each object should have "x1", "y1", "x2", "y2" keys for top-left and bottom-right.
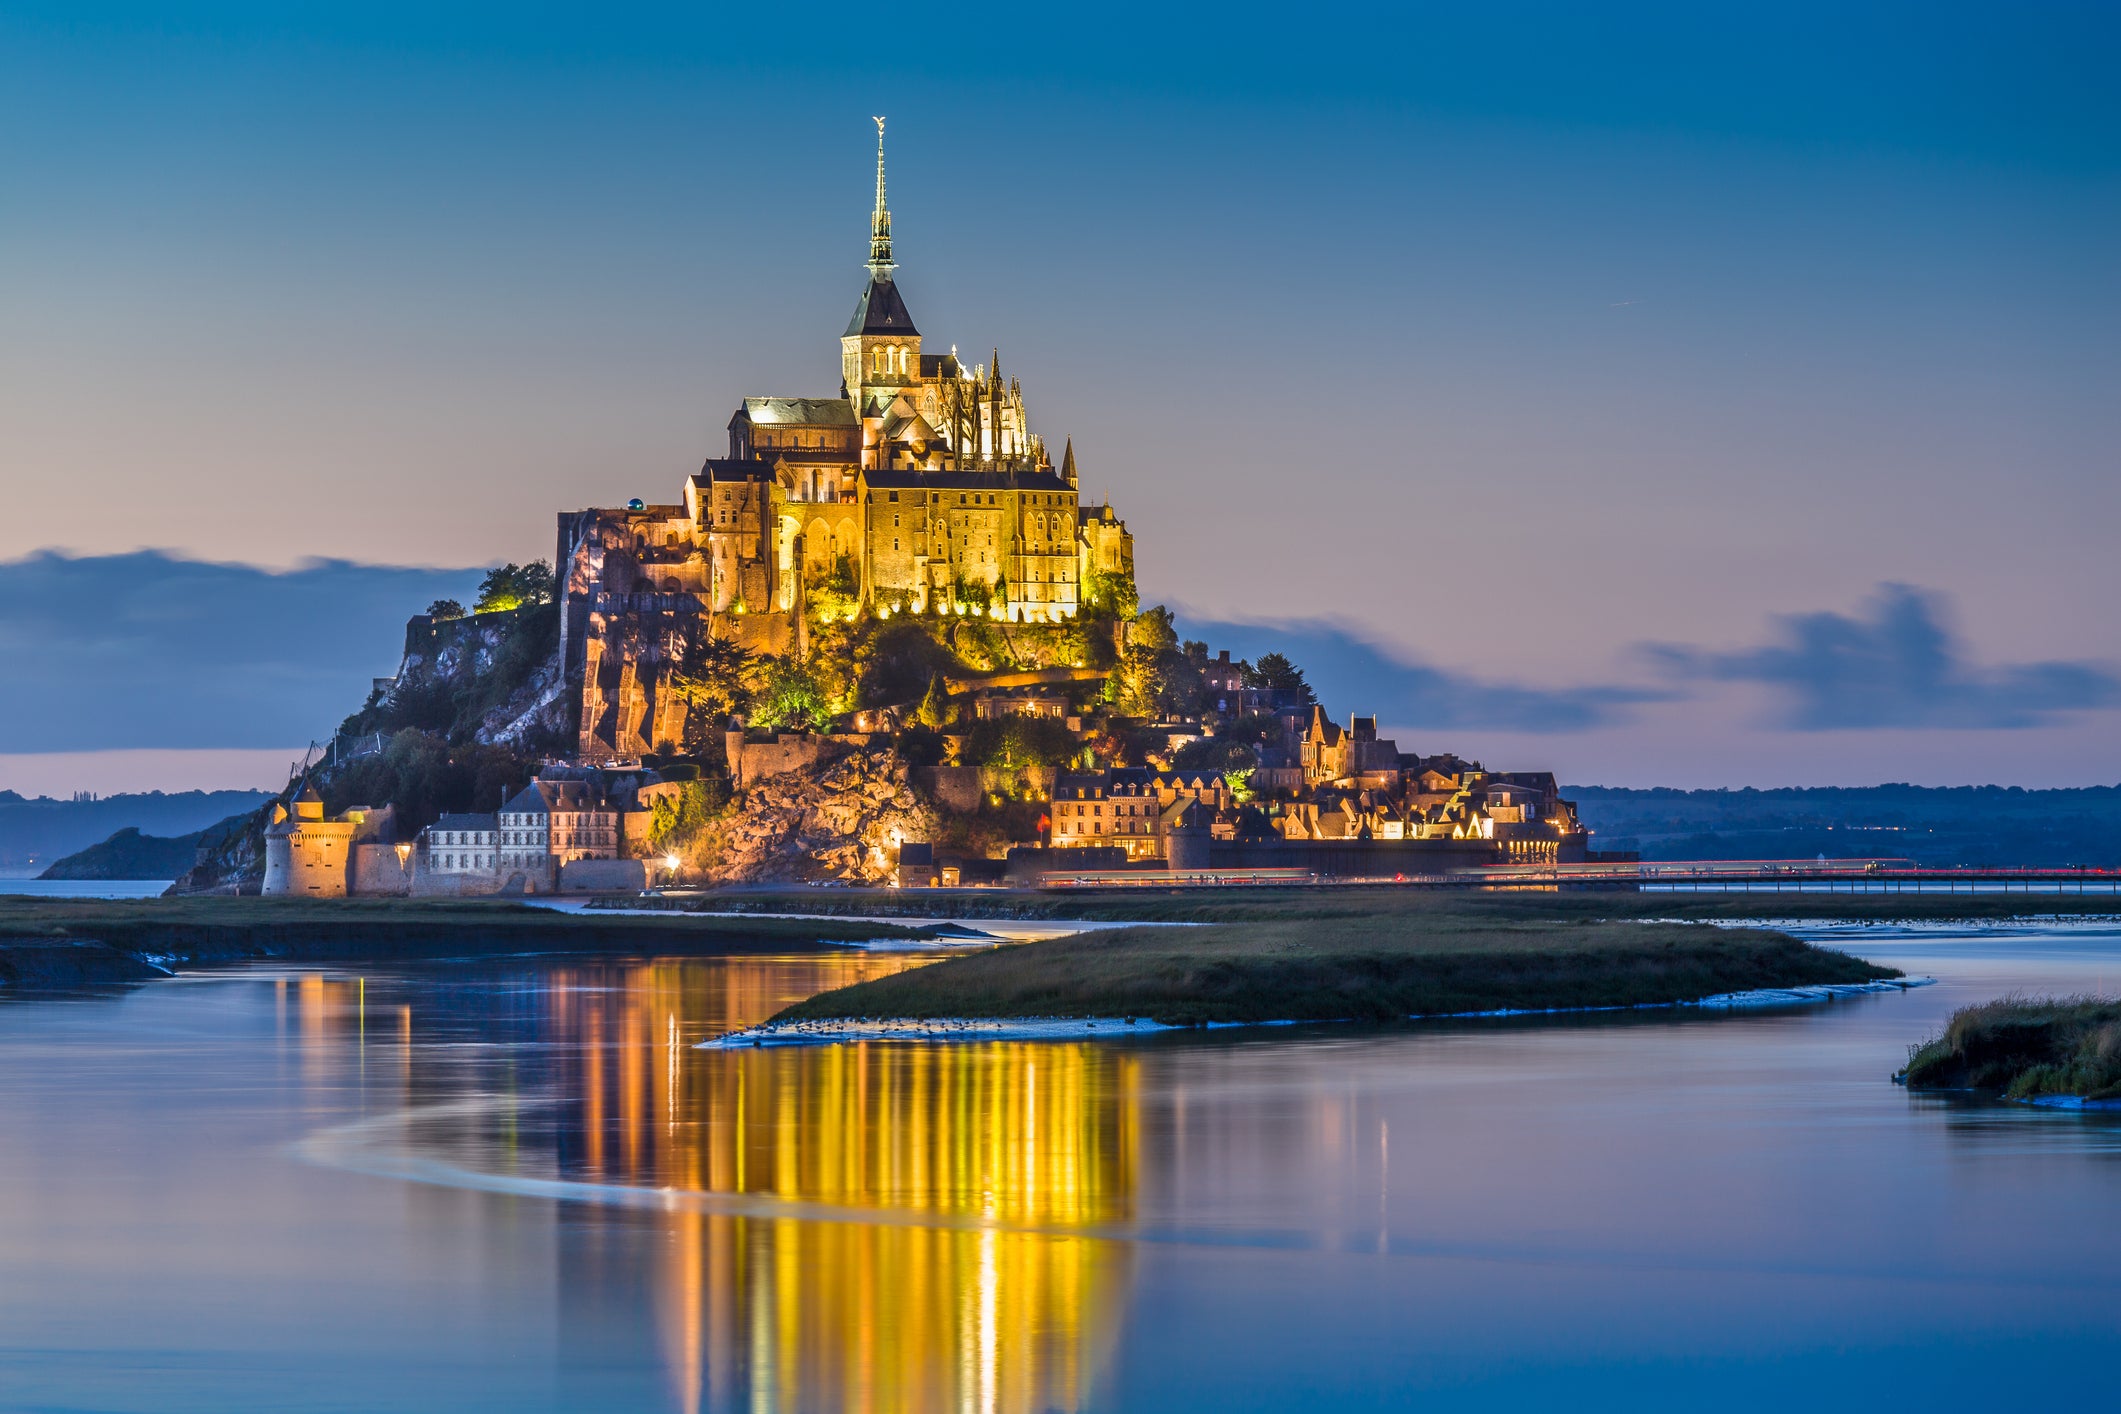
[{"x1": 286, "y1": 957, "x2": 1138, "y2": 1414}]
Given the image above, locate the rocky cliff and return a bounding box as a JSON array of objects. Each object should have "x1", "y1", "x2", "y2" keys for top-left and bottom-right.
[
  {"x1": 687, "y1": 750, "x2": 939, "y2": 885},
  {"x1": 168, "y1": 808, "x2": 272, "y2": 895},
  {"x1": 353, "y1": 603, "x2": 572, "y2": 752}
]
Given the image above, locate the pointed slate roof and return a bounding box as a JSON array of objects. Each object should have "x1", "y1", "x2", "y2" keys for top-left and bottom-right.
[
  {"x1": 739, "y1": 397, "x2": 858, "y2": 427},
  {"x1": 845, "y1": 277, "x2": 919, "y2": 336},
  {"x1": 502, "y1": 779, "x2": 611, "y2": 815}
]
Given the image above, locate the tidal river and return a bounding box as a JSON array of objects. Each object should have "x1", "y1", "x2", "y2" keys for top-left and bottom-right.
[{"x1": 2, "y1": 923, "x2": 2117, "y2": 1412}]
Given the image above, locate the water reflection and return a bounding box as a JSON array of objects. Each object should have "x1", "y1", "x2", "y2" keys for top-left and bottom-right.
[
  {"x1": 288, "y1": 957, "x2": 1138, "y2": 1414},
  {"x1": 9, "y1": 931, "x2": 2121, "y2": 1412}
]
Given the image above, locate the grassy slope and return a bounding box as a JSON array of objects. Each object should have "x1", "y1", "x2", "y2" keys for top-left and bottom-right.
[
  {"x1": 0, "y1": 895, "x2": 933, "y2": 986},
  {"x1": 1901, "y1": 997, "x2": 2121, "y2": 1100},
  {"x1": 670, "y1": 886, "x2": 2121, "y2": 926},
  {"x1": 775, "y1": 904, "x2": 1900, "y2": 1025}
]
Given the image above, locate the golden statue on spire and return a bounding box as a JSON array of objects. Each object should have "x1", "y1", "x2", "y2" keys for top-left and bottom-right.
[{"x1": 868, "y1": 116, "x2": 894, "y2": 277}]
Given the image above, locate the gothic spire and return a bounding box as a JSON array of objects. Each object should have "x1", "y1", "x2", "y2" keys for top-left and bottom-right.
[
  {"x1": 1061, "y1": 437, "x2": 1077, "y2": 485},
  {"x1": 868, "y1": 116, "x2": 894, "y2": 277}
]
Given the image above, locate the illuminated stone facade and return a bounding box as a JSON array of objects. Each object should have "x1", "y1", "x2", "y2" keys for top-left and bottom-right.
[
  {"x1": 563, "y1": 121, "x2": 1133, "y2": 762},
  {"x1": 261, "y1": 785, "x2": 401, "y2": 897}
]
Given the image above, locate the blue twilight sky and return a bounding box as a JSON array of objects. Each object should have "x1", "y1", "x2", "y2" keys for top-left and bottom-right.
[{"x1": 1, "y1": 2, "x2": 2117, "y2": 793}]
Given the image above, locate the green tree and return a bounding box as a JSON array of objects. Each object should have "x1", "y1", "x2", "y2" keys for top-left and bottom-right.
[
  {"x1": 854, "y1": 620, "x2": 961, "y2": 708},
  {"x1": 1129, "y1": 605, "x2": 1178, "y2": 652},
  {"x1": 1219, "y1": 712, "x2": 1290, "y2": 750},
  {"x1": 427, "y1": 598, "x2": 466, "y2": 621},
  {"x1": 1243, "y1": 651, "x2": 1314, "y2": 706},
  {"x1": 1083, "y1": 568, "x2": 1139, "y2": 619},
  {"x1": 751, "y1": 658, "x2": 835, "y2": 733},
  {"x1": 967, "y1": 716, "x2": 1077, "y2": 770},
  {"x1": 1111, "y1": 606, "x2": 1204, "y2": 719},
  {"x1": 808, "y1": 554, "x2": 860, "y2": 622},
  {"x1": 646, "y1": 778, "x2": 733, "y2": 853},
  {"x1": 669, "y1": 627, "x2": 758, "y2": 731},
  {"x1": 915, "y1": 674, "x2": 953, "y2": 729},
  {"x1": 474, "y1": 560, "x2": 555, "y2": 613},
  {"x1": 324, "y1": 728, "x2": 534, "y2": 832},
  {"x1": 1171, "y1": 737, "x2": 1258, "y2": 773}
]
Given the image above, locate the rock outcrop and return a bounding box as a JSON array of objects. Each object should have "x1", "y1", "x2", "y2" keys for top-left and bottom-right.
[
  {"x1": 365, "y1": 604, "x2": 572, "y2": 752},
  {"x1": 167, "y1": 807, "x2": 270, "y2": 895},
  {"x1": 691, "y1": 750, "x2": 939, "y2": 885}
]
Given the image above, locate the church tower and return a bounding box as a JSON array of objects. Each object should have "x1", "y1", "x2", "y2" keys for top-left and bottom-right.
[{"x1": 841, "y1": 118, "x2": 922, "y2": 414}]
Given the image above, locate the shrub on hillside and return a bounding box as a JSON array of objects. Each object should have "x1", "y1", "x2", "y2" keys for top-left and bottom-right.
[{"x1": 322, "y1": 729, "x2": 535, "y2": 832}]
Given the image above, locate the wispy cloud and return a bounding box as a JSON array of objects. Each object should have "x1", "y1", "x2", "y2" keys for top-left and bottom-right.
[
  {"x1": 0, "y1": 550, "x2": 481, "y2": 753},
  {"x1": 1175, "y1": 612, "x2": 1665, "y2": 732},
  {"x1": 1646, "y1": 583, "x2": 2120, "y2": 730}
]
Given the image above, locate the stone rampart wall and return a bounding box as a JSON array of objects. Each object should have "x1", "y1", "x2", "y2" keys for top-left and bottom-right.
[
  {"x1": 349, "y1": 844, "x2": 412, "y2": 897},
  {"x1": 727, "y1": 732, "x2": 844, "y2": 787},
  {"x1": 924, "y1": 766, "x2": 983, "y2": 814},
  {"x1": 1204, "y1": 838, "x2": 1504, "y2": 875},
  {"x1": 560, "y1": 858, "x2": 649, "y2": 894}
]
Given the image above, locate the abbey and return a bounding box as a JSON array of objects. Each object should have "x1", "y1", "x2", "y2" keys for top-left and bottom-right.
[{"x1": 561, "y1": 121, "x2": 1132, "y2": 763}]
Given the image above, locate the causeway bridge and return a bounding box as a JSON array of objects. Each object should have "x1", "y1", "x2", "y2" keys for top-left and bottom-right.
[{"x1": 1039, "y1": 859, "x2": 2121, "y2": 893}]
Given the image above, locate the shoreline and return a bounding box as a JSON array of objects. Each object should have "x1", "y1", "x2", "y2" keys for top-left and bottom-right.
[
  {"x1": 0, "y1": 895, "x2": 946, "y2": 991},
  {"x1": 1899, "y1": 995, "x2": 2121, "y2": 1104},
  {"x1": 702, "y1": 978, "x2": 1938, "y2": 1049}
]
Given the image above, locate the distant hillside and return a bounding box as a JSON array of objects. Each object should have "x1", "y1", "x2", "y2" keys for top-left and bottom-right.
[
  {"x1": 1568, "y1": 785, "x2": 2121, "y2": 869},
  {"x1": 0, "y1": 790, "x2": 273, "y2": 876},
  {"x1": 37, "y1": 826, "x2": 211, "y2": 881}
]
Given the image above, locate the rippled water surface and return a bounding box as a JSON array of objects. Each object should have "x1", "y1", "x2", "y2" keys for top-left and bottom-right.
[{"x1": 3, "y1": 924, "x2": 2118, "y2": 1412}]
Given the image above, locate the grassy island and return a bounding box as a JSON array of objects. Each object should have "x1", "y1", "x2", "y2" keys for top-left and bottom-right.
[
  {"x1": 771, "y1": 907, "x2": 1901, "y2": 1026},
  {"x1": 1900, "y1": 996, "x2": 2121, "y2": 1102}
]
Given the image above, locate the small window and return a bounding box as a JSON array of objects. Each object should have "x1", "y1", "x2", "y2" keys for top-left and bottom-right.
[{"x1": 889, "y1": 490, "x2": 899, "y2": 503}]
